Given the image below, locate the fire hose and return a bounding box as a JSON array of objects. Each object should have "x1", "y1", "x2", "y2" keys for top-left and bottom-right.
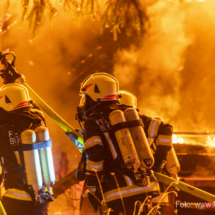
[
  {"x1": 154, "y1": 172, "x2": 215, "y2": 203},
  {"x1": 21, "y1": 78, "x2": 84, "y2": 145},
  {"x1": 1, "y1": 52, "x2": 215, "y2": 204},
  {"x1": 0, "y1": 201, "x2": 6, "y2": 215}
]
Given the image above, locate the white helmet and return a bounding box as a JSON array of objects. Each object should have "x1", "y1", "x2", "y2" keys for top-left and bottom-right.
[
  {"x1": 0, "y1": 83, "x2": 32, "y2": 111},
  {"x1": 80, "y1": 72, "x2": 119, "y2": 102},
  {"x1": 119, "y1": 90, "x2": 137, "y2": 108}
]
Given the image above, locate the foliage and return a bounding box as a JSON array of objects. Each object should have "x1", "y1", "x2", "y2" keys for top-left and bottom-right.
[
  {"x1": 5, "y1": 0, "x2": 147, "y2": 39},
  {"x1": 101, "y1": 0, "x2": 147, "y2": 40}
]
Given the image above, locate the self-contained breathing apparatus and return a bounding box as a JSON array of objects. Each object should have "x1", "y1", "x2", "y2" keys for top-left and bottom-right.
[
  {"x1": 119, "y1": 91, "x2": 180, "y2": 179},
  {"x1": 20, "y1": 127, "x2": 55, "y2": 203},
  {"x1": 76, "y1": 73, "x2": 156, "y2": 187},
  {"x1": 109, "y1": 108, "x2": 155, "y2": 186},
  {"x1": 0, "y1": 83, "x2": 55, "y2": 204}
]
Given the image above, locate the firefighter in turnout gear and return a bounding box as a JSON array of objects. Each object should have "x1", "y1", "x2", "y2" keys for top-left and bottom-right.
[
  {"x1": 0, "y1": 83, "x2": 51, "y2": 215},
  {"x1": 119, "y1": 91, "x2": 174, "y2": 175},
  {"x1": 75, "y1": 73, "x2": 170, "y2": 215},
  {"x1": 119, "y1": 90, "x2": 176, "y2": 211}
]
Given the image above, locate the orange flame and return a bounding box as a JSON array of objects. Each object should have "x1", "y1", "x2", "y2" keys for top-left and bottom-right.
[{"x1": 206, "y1": 136, "x2": 215, "y2": 147}]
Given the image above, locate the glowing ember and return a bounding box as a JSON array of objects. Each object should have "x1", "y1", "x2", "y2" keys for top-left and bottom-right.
[{"x1": 29, "y1": 61, "x2": 34, "y2": 65}]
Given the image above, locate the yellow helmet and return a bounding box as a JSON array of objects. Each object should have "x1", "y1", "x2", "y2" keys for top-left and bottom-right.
[
  {"x1": 0, "y1": 83, "x2": 32, "y2": 111},
  {"x1": 80, "y1": 73, "x2": 119, "y2": 102},
  {"x1": 119, "y1": 90, "x2": 137, "y2": 108}
]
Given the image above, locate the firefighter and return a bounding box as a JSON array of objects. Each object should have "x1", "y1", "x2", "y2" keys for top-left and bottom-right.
[
  {"x1": 74, "y1": 73, "x2": 167, "y2": 215},
  {"x1": 119, "y1": 90, "x2": 174, "y2": 176},
  {"x1": 0, "y1": 83, "x2": 50, "y2": 215},
  {"x1": 119, "y1": 90, "x2": 176, "y2": 211}
]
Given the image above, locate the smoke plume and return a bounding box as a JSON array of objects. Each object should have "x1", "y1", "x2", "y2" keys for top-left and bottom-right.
[
  {"x1": 114, "y1": 0, "x2": 193, "y2": 124},
  {"x1": 114, "y1": 0, "x2": 215, "y2": 133}
]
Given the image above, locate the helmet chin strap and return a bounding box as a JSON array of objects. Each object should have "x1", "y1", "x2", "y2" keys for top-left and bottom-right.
[
  {"x1": 75, "y1": 102, "x2": 100, "y2": 132},
  {"x1": 76, "y1": 99, "x2": 101, "y2": 128}
]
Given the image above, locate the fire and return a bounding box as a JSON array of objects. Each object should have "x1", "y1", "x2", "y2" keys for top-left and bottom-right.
[
  {"x1": 206, "y1": 136, "x2": 215, "y2": 147},
  {"x1": 172, "y1": 134, "x2": 215, "y2": 147},
  {"x1": 172, "y1": 135, "x2": 184, "y2": 144}
]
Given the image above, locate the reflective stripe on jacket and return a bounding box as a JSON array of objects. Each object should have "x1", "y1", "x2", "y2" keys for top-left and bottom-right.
[
  {"x1": 3, "y1": 188, "x2": 32, "y2": 201},
  {"x1": 140, "y1": 114, "x2": 173, "y2": 168}
]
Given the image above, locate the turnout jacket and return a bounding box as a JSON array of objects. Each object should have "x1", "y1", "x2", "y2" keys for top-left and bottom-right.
[
  {"x1": 83, "y1": 106, "x2": 173, "y2": 205},
  {"x1": 0, "y1": 106, "x2": 45, "y2": 201},
  {"x1": 139, "y1": 114, "x2": 173, "y2": 170}
]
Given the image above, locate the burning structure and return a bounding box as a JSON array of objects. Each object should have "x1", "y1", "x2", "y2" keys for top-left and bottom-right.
[{"x1": 0, "y1": 0, "x2": 215, "y2": 215}]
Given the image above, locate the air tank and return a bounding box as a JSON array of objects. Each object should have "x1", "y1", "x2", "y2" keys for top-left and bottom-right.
[
  {"x1": 124, "y1": 108, "x2": 154, "y2": 169},
  {"x1": 109, "y1": 109, "x2": 140, "y2": 172},
  {"x1": 21, "y1": 129, "x2": 43, "y2": 200}
]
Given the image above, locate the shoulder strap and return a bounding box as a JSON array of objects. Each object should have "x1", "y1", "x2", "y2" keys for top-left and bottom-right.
[
  {"x1": 12, "y1": 139, "x2": 52, "y2": 151},
  {"x1": 111, "y1": 119, "x2": 143, "y2": 133},
  {"x1": 10, "y1": 125, "x2": 26, "y2": 171}
]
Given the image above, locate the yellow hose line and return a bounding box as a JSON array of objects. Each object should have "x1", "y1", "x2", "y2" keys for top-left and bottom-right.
[
  {"x1": 21, "y1": 82, "x2": 84, "y2": 145},
  {"x1": 0, "y1": 201, "x2": 6, "y2": 215},
  {"x1": 154, "y1": 172, "x2": 215, "y2": 203}
]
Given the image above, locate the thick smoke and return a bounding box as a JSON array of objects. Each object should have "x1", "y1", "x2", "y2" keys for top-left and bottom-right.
[
  {"x1": 0, "y1": 1, "x2": 88, "y2": 166},
  {"x1": 0, "y1": 1, "x2": 102, "y2": 214},
  {"x1": 2, "y1": 0, "x2": 215, "y2": 213},
  {"x1": 173, "y1": 0, "x2": 215, "y2": 132},
  {"x1": 114, "y1": 0, "x2": 193, "y2": 123},
  {"x1": 114, "y1": 0, "x2": 215, "y2": 133}
]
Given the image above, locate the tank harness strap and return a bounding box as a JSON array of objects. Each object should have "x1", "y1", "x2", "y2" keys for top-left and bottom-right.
[
  {"x1": 94, "y1": 113, "x2": 120, "y2": 163},
  {"x1": 10, "y1": 125, "x2": 26, "y2": 170},
  {"x1": 111, "y1": 119, "x2": 143, "y2": 133},
  {"x1": 12, "y1": 139, "x2": 52, "y2": 151}
]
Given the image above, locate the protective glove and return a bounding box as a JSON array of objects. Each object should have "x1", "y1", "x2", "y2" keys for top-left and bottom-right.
[
  {"x1": 65, "y1": 129, "x2": 84, "y2": 150},
  {"x1": 65, "y1": 132, "x2": 77, "y2": 144}
]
